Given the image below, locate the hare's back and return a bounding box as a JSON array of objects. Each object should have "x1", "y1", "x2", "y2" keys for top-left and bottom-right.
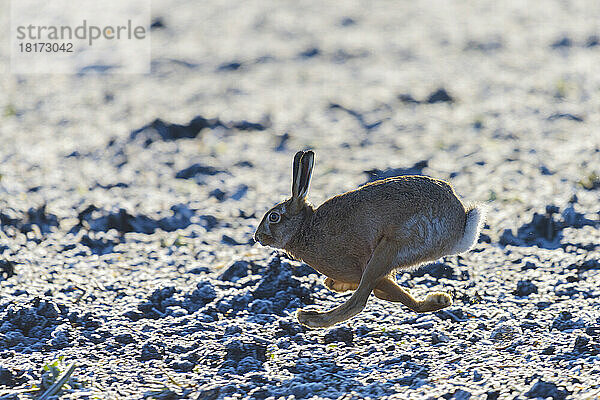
[
  {"x1": 356, "y1": 175, "x2": 463, "y2": 210},
  {"x1": 317, "y1": 175, "x2": 465, "y2": 238}
]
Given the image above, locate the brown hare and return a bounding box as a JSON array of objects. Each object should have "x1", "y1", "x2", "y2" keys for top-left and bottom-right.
[{"x1": 254, "y1": 150, "x2": 486, "y2": 328}]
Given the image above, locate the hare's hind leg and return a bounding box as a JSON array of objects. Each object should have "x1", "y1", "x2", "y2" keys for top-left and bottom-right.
[
  {"x1": 324, "y1": 277, "x2": 359, "y2": 293},
  {"x1": 373, "y1": 278, "x2": 419, "y2": 310},
  {"x1": 297, "y1": 237, "x2": 397, "y2": 328},
  {"x1": 374, "y1": 278, "x2": 452, "y2": 313}
]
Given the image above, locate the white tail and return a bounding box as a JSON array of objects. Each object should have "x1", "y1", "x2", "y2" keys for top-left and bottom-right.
[{"x1": 451, "y1": 203, "x2": 487, "y2": 254}]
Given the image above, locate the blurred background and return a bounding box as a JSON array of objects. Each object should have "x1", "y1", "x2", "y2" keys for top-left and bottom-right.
[{"x1": 0, "y1": 0, "x2": 599, "y2": 275}]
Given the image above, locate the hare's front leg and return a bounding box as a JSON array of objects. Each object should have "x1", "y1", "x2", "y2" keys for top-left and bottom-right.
[
  {"x1": 374, "y1": 277, "x2": 452, "y2": 312},
  {"x1": 297, "y1": 237, "x2": 398, "y2": 328}
]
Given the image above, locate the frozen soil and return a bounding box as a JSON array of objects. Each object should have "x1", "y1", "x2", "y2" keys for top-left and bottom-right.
[{"x1": 1, "y1": 0, "x2": 600, "y2": 399}]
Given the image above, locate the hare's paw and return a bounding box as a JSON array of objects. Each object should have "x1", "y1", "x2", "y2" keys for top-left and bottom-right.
[
  {"x1": 323, "y1": 278, "x2": 358, "y2": 293},
  {"x1": 297, "y1": 308, "x2": 333, "y2": 329},
  {"x1": 419, "y1": 292, "x2": 452, "y2": 312}
]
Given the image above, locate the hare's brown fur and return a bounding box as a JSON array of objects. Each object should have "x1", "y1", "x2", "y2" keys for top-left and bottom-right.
[
  {"x1": 285, "y1": 176, "x2": 466, "y2": 284},
  {"x1": 254, "y1": 151, "x2": 485, "y2": 328}
]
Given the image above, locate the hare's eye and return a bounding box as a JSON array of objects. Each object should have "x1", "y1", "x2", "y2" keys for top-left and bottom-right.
[{"x1": 268, "y1": 211, "x2": 281, "y2": 223}]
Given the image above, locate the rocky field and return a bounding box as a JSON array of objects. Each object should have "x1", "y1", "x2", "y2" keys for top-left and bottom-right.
[{"x1": 1, "y1": 1, "x2": 600, "y2": 399}]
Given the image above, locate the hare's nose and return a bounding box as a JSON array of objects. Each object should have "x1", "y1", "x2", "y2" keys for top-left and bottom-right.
[{"x1": 254, "y1": 232, "x2": 268, "y2": 245}]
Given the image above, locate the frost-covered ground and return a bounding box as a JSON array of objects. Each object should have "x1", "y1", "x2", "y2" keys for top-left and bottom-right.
[{"x1": 1, "y1": 1, "x2": 600, "y2": 399}]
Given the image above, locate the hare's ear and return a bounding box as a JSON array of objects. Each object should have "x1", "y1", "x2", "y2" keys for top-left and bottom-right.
[
  {"x1": 292, "y1": 150, "x2": 304, "y2": 199},
  {"x1": 297, "y1": 150, "x2": 314, "y2": 200}
]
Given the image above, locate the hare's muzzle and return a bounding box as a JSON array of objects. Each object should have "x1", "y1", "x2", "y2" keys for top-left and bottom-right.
[
  {"x1": 253, "y1": 232, "x2": 264, "y2": 245},
  {"x1": 253, "y1": 231, "x2": 271, "y2": 246}
]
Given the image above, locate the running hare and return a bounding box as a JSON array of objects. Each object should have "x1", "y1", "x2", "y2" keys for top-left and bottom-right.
[{"x1": 254, "y1": 150, "x2": 486, "y2": 328}]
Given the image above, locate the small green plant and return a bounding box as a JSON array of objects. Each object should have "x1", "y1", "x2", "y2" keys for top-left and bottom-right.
[
  {"x1": 160, "y1": 235, "x2": 188, "y2": 248},
  {"x1": 173, "y1": 235, "x2": 187, "y2": 247},
  {"x1": 554, "y1": 78, "x2": 573, "y2": 99},
  {"x1": 3, "y1": 104, "x2": 17, "y2": 117},
  {"x1": 40, "y1": 357, "x2": 65, "y2": 389},
  {"x1": 579, "y1": 171, "x2": 600, "y2": 190},
  {"x1": 34, "y1": 357, "x2": 83, "y2": 399},
  {"x1": 266, "y1": 350, "x2": 276, "y2": 360},
  {"x1": 266, "y1": 344, "x2": 278, "y2": 361}
]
